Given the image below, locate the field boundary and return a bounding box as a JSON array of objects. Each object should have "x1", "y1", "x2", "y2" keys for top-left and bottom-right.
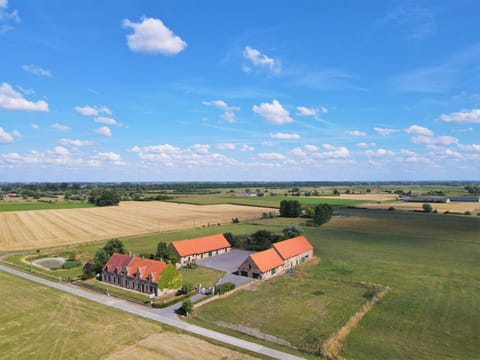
[{"x1": 321, "y1": 286, "x2": 391, "y2": 360}]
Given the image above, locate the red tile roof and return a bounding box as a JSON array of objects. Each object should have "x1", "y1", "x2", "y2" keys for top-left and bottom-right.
[
  {"x1": 104, "y1": 253, "x2": 133, "y2": 273},
  {"x1": 249, "y1": 248, "x2": 284, "y2": 273},
  {"x1": 272, "y1": 235, "x2": 313, "y2": 260},
  {"x1": 103, "y1": 253, "x2": 167, "y2": 283},
  {"x1": 171, "y1": 234, "x2": 231, "y2": 257},
  {"x1": 127, "y1": 257, "x2": 167, "y2": 283}
]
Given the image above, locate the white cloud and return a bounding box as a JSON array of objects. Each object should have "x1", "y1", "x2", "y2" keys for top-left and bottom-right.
[
  {"x1": 345, "y1": 130, "x2": 367, "y2": 137},
  {"x1": 51, "y1": 123, "x2": 70, "y2": 132},
  {"x1": 53, "y1": 146, "x2": 70, "y2": 156},
  {"x1": 365, "y1": 148, "x2": 395, "y2": 157},
  {"x1": 243, "y1": 46, "x2": 280, "y2": 73},
  {"x1": 253, "y1": 99, "x2": 293, "y2": 125},
  {"x1": 216, "y1": 143, "x2": 236, "y2": 150},
  {"x1": 95, "y1": 116, "x2": 121, "y2": 126},
  {"x1": 191, "y1": 144, "x2": 210, "y2": 154},
  {"x1": 0, "y1": 1, "x2": 7, "y2": 8},
  {"x1": 122, "y1": 17, "x2": 187, "y2": 55},
  {"x1": 440, "y1": 108, "x2": 480, "y2": 124},
  {"x1": 240, "y1": 144, "x2": 255, "y2": 152},
  {"x1": 21, "y1": 64, "x2": 52, "y2": 77},
  {"x1": 374, "y1": 127, "x2": 399, "y2": 136},
  {"x1": 356, "y1": 142, "x2": 376, "y2": 148},
  {"x1": 0, "y1": 82, "x2": 48, "y2": 112},
  {"x1": 74, "y1": 105, "x2": 111, "y2": 116},
  {"x1": 32, "y1": 124, "x2": 39, "y2": 129},
  {"x1": 11, "y1": 129, "x2": 20, "y2": 137},
  {"x1": 290, "y1": 147, "x2": 306, "y2": 157},
  {"x1": 297, "y1": 106, "x2": 318, "y2": 116},
  {"x1": 458, "y1": 144, "x2": 480, "y2": 152},
  {"x1": 58, "y1": 138, "x2": 96, "y2": 147},
  {"x1": 412, "y1": 135, "x2": 458, "y2": 145},
  {"x1": 203, "y1": 100, "x2": 239, "y2": 123},
  {"x1": 0, "y1": 1, "x2": 20, "y2": 34},
  {"x1": 316, "y1": 145, "x2": 350, "y2": 158},
  {"x1": 96, "y1": 152, "x2": 121, "y2": 161},
  {"x1": 258, "y1": 152, "x2": 286, "y2": 160},
  {"x1": 405, "y1": 125, "x2": 433, "y2": 136},
  {"x1": 270, "y1": 132, "x2": 300, "y2": 140},
  {"x1": 304, "y1": 144, "x2": 318, "y2": 152},
  {"x1": 94, "y1": 126, "x2": 112, "y2": 137},
  {"x1": 0, "y1": 127, "x2": 14, "y2": 143}
]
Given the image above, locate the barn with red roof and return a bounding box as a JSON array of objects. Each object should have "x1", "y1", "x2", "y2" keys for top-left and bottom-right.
[
  {"x1": 102, "y1": 253, "x2": 167, "y2": 296},
  {"x1": 169, "y1": 234, "x2": 231, "y2": 265}
]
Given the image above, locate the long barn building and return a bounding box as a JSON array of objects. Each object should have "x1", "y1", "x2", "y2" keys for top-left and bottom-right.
[{"x1": 170, "y1": 234, "x2": 232, "y2": 266}]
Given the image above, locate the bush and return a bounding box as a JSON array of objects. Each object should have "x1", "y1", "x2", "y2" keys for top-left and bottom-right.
[
  {"x1": 313, "y1": 204, "x2": 333, "y2": 225},
  {"x1": 232, "y1": 217, "x2": 239, "y2": 224},
  {"x1": 279, "y1": 200, "x2": 302, "y2": 217},
  {"x1": 215, "y1": 282, "x2": 235, "y2": 295},
  {"x1": 180, "y1": 300, "x2": 193, "y2": 316},
  {"x1": 388, "y1": 206, "x2": 395, "y2": 211},
  {"x1": 62, "y1": 260, "x2": 81, "y2": 269},
  {"x1": 158, "y1": 263, "x2": 182, "y2": 289},
  {"x1": 422, "y1": 203, "x2": 433, "y2": 213},
  {"x1": 464, "y1": 211, "x2": 472, "y2": 215},
  {"x1": 282, "y1": 225, "x2": 304, "y2": 239}
]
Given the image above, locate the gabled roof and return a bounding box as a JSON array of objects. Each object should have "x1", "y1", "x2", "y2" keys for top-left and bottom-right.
[
  {"x1": 249, "y1": 248, "x2": 284, "y2": 273},
  {"x1": 272, "y1": 236, "x2": 313, "y2": 260},
  {"x1": 127, "y1": 257, "x2": 167, "y2": 283},
  {"x1": 170, "y1": 234, "x2": 231, "y2": 257},
  {"x1": 104, "y1": 253, "x2": 133, "y2": 273},
  {"x1": 103, "y1": 253, "x2": 167, "y2": 283}
]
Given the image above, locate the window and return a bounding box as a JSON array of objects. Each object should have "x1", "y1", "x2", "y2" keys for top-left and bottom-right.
[
  {"x1": 248, "y1": 264, "x2": 251, "y2": 270},
  {"x1": 241, "y1": 271, "x2": 248, "y2": 277},
  {"x1": 271, "y1": 268, "x2": 276, "y2": 275}
]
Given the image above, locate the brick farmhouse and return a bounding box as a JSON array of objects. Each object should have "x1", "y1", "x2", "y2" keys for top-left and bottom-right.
[
  {"x1": 169, "y1": 234, "x2": 231, "y2": 266},
  {"x1": 238, "y1": 235, "x2": 313, "y2": 280},
  {"x1": 102, "y1": 253, "x2": 167, "y2": 296}
]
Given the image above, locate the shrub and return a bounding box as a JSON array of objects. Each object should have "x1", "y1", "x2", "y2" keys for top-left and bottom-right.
[
  {"x1": 215, "y1": 282, "x2": 235, "y2": 295},
  {"x1": 422, "y1": 203, "x2": 433, "y2": 213},
  {"x1": 388, "y1": 206, "x2": 395, "y2": 211},
  {"x1": 464, "y1": 211, "x2": 472, "y2": 215},
  {"x1": 180, "y1": 300, "x2": 193, "y2": 316},
  {"x1": 279, "y1": 200, "x2": 302, "y2": 217},
  {"x1": 313, "y1": 203, "x2": 333, "y2": 225},
  {"x1": 232, "y1": 217, "x2": 239, "y2": 224}
]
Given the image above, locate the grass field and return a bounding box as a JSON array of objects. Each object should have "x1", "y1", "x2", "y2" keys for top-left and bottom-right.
[
  {"x1": 192, "y1": 209, "x2": 480, "y2": 358},
  {"x1": 0, "y1": 201, "x2": 94, "y2": 212},
  {"x1": 364, "y1": 200, "x2": 480, "y2": 214},
  {"x1": 0, "y1": 201, "x2": 272, "y2": 251}
]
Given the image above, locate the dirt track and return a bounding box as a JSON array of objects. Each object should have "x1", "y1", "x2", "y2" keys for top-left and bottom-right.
[{"x1": 0, "y1": 202, "x2": 273, "y2": 251}]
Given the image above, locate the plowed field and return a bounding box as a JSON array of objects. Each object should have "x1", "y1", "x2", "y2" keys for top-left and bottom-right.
[{"x1": 0, "y1": 202, "x2": 272, "y2": 251}]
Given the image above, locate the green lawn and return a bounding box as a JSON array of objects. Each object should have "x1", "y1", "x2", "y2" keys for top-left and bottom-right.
[
  {"x1": 0, "y1": 201, "x2": 94, "y2": 212},
  {"x1": 181, "y1": 266, "x2": 225, "y2": 288},
  {"x1": 193, "y1": 209, "x2": 480, "y2": 359}
]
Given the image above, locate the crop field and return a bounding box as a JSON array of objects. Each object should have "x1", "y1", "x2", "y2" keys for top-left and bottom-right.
[
  {"x1": 0, "y1": 270, "x2": 257, "y2": 360},
  {"x1": 0, "y1": 202, "x2": 272, "y2": 251},
  {"x1": 0, "y1": 201, "x2": 94, "y2": 212},
  {"x1": 191, "y1": 209, "x2": 480, "y2": 358},
  {"x1": 363, "y1": 200, "x2": 480, "y2": 214}
]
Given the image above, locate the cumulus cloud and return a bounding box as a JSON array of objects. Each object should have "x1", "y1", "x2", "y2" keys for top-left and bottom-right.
[
  {"x1": 356, "y1": 142, "x2": 376, "y2": 148},
  {"x1": 94, "y1": 126, "x2": 112, "y2": 137},
  {"x1": 202, "y1": 100, "x2": 240, "y2": 123},
  {"x1": 95, "y1": 116, "x2": 122, "y2": 127},
  {"x1": 317, "y1": 144, "x2": 350, "y2": 158},
  {"x1": 458, "y1": 143, "x2": 480, "y2": 152},
  {"x1": 412, "y1": 135, "x2": 458, "y2": 145},
  {"x1": 243, "y1": 46, "x2": 280, "y2": 73},
  {"x1": 304, "y1": 144, "x2": 318, "y2": 152},
  {"x1": 51, "y1": 123, "x2": 70, "y2": 132},
  {"x1": 21, "y1": 64, "x2": 52, "y2": 77},
  {"x1": 191, "y1": 144, "x2": 210, "y2": 154},
  {"x1": 345, "y1": 130, "x2": 367, "y2": 137},
  {"x1": 122, "y1": 17, "x2": 187, "y2": 55},
  {"x1": 253, "y1": 99, "x2": 293, "y2": 125},
  {"x1": 96, "y1": 152, "x2": 121, "y2": 161},
  {"x1": 374, "y1": 127, "x2": 399, "y2": 136},
  {"x1": 440, "y1": 108, "x2": 480, "y2": 123},
  {"x1": 216, "y1": 143, "x2": 236, "y2": 150},
  {"x1": 0, "y1": 127, "x2": 14, "y2": 143},
  {"x1": 74, "y1": 105, "x2": 111, "y2": 116},
  {"x1": 240, "y1": 144, "x2": 255, "y2": 152},
  {"x1": 365, "y1": 148, "x2": 395, "y2": 157},
  {"x1": 0, "y1": 82, "x2": 48, "y2": 112},
  {"x1": 405, "y1": 124, "x2": 433, "y2": 136},
  {"x1": 258, "y1": 152, "x2": 286, "y2": 160},
  {"x1": 32, "y1": 124, "x2": 39, "y2": 129},
  {"x1": 270, "y1": 132, "x2": 300, "y2": 140},
  {"x1": 296, "y1": 106, "x2": 327, "y2": 117},
  {"x1": 58, "y1": 138, "x2": 96, "y2": 147}
]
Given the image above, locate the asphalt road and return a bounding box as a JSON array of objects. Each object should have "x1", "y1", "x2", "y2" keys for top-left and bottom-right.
[{"x1": 0, "y1": 264, "x2": 305, "y2": 360}]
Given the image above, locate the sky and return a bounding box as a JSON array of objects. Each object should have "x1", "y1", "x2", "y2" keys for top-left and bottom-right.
[{"x1": 0, "y1": 0, "x2": 479, "y2": 182}]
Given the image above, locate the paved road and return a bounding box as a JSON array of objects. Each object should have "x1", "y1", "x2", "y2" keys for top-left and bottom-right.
[{"x1": 0, "y1": 264, "x2": 304, "y2": 360}]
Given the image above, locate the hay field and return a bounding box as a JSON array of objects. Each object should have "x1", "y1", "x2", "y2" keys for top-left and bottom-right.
[
  {"x1": 0, "y1": 202, "x2": 273, "y2": 251},
  {"x1": 317, "y1": 193, "x2": 398, "y2": 202},
  {"x1": 363, "y1": 200, "x2": 480, "y2": 214}
]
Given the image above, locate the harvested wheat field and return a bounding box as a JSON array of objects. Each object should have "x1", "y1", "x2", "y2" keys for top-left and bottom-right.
[
  {"x1": 364, "y1": 201, "x2": 480, "y2": 214},
  {"x1": 105, "y1": 332, "x2": 258, "y2": 360},
  {"x1": 0, "y1": 202, "x2": 273, "y2": 251}
]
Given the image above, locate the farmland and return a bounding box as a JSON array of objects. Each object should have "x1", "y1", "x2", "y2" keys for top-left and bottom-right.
[
  {"x1": 0, "y1": 201, "x2": 272, "y2": 251},
  {"x1": 191, "y1": 209, "x2": 480, "y2": 359},
  {"x1": 363, "y1": 200, "x2": 480, "y2": 214},
  {"x1": 0, "y1": 270, "x2": 257, "y2": 360},
  {"x1": 0, "y1": 201, "x2": 94, "y2": 212}
]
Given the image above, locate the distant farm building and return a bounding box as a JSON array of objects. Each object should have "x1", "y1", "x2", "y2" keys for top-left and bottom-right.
[
  {"x1": 170, "y1": 234, "x2": 232, "y2": 266},
  {"x1": 238, "y1": 235, "x2": 314, "y2": 280},
  {"x1": 448, "y1": 196, "x2": 480, "y2": 203},
  {"x1": 401, "y1": 196, "x2": 480, "y2": 203},
  {"x1": 102, "y1": 253, "x2": 167, "y2": 296}
]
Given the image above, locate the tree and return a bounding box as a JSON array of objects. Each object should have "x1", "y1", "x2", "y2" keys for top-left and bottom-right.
[
  {"x1": 279, "y1": 200, "x2": 301, "y2": 217},
  {"x1": 282, "y1": 225, "x2": 304, "y2": 239},
  {"x1": 422, "y1": 203, "x2": 433, "y2": 213},
  {"x1": 313, "y1": 204, "x2": 333, "y2": 225},
  {"x1": 245, "y1": 230, "x2": 281, "y2": 251},
  {"x1": 156, "y1": 241, "x2": 176, "y2": 262},
  {"x1": 104, "y1": 238, "x2": 126, "y2": 256},
  {"x1": 180, "y1": 300, "x2": 193, "y2": 316},
  {"x1": 93, "y1": 248, "x2": 109, "y2": 273},
  {"x1": 158, "y1": 263, "x2": 182, "y2": 289},
  {"x1": 89, "y1": 189, "x2": 121, "y2": 206}
]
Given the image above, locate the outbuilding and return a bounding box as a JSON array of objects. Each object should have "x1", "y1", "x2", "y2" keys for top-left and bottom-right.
[
  {"x1": 170, "y1": 233, "x2": 231, "y2": 266},
  {"x1": 238, "y1": 248, "x2": 285, "y2": 280}
]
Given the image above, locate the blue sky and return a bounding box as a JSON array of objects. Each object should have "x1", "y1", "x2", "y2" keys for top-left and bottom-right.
[{"x1": 1, "y1": 0, "x2": 479, "y2": 182}]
